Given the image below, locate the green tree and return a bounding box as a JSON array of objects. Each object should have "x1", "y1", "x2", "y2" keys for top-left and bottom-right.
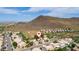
[
  {"x1": 13, "y1": 42, "x2": 17, "y2": 49},
  {"x1": 67, "y1": 43, "x2": 76, "y2": 51}
]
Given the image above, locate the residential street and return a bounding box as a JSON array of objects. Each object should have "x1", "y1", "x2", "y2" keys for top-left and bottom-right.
[{"x1": 1, "y1": 32, "x2": 13, "y2": 51}]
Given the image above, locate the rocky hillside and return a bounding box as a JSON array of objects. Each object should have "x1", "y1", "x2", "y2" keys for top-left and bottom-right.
[{"x1": 5, "y1": 16, "x2": 79, "y2": 31}]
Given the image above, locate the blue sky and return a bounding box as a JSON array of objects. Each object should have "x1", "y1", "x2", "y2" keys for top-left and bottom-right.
[{"x1": 0, "y1": 7, "x2": 79, "y2": 22}]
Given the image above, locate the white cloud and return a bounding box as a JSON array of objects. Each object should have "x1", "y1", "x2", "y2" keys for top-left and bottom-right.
[
  {"x1": 22, "y1": 7, "x2": 53, "y2": 12},
  {"x1": 0, "y1": 8, "x2": 19, "y2": 14},
  {"x1": 1, "y1": 7, "x2": 79, "y2": 18},
  {"x1": 43, "y1": 7, "x2": 79, "y2": 18},
  {"x1": 43, "y1": 8, "x2": 70, "y2": 17},
  {"x1": 22, "y1": 7, "x2": 79, "y2": 18}
]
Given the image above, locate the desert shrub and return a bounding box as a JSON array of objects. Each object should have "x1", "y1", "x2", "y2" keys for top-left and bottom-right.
[
  {"x1": 26, "y1": 42, "x2": 33, "y2": 47},
  {"x1": 54, "y1": 43, "x2": 76, "y2": 51},
  {"x1": 9, "y1": 32, "x2": 12, "y2": 36},
  {"x1": 19, "y1": 32, "x2": 29, "y2": 42},
  {"x1": 0, "y1": 26, "x2": 5, "y2": 32},
  {"x1": 19, "y1": 33, "x2": 33, "y2": 47},
  {"x1": 73, "y1": 36, "x2": 79, "y2": 43},
  {"x1": 45, "y1": 33, "x2": 53, "y2": 39},
  {"x1": 54, "y1": 47, "x2": 68, "y2": 51}
]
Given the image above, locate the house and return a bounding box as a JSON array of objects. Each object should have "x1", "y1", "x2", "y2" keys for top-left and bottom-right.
[
  {"x1": 43, "y1": 44, "x2": 54, "y2": 51},
  {"x1": 12, "y1": 32, "x2": 26, "y2": 48},
  {"x1": 17, "y1": 42, "x2": 26, "y2": 48},
  {"x1": 33, "y1": 40, "x2": 39, "y2": 46},
  {"x1": 11, "y1": 32, "x2": 23, "y2": 43}
]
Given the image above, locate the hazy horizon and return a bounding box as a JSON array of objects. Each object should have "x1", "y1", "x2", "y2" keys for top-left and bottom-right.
[{"x1": 0, "y1": 7, "x2": 79, "y2": 22}]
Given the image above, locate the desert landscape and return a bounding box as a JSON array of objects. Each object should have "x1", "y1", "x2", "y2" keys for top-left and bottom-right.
[{"x1": 0, "y1": 7, "x2": 79, "y2": 51}]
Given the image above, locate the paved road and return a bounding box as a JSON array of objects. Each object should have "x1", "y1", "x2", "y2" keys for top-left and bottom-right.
[
  {"x1": 21, "y1": 43, "x2": 51, "y2": 51},
  {"x1": 1, "y1": 32, "x2": 13, "y2": 51}
]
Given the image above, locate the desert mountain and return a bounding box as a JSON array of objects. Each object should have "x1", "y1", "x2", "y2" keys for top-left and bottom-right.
[{"x1": 5, "y1": 16, "x2": 79, "y2": 31}]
